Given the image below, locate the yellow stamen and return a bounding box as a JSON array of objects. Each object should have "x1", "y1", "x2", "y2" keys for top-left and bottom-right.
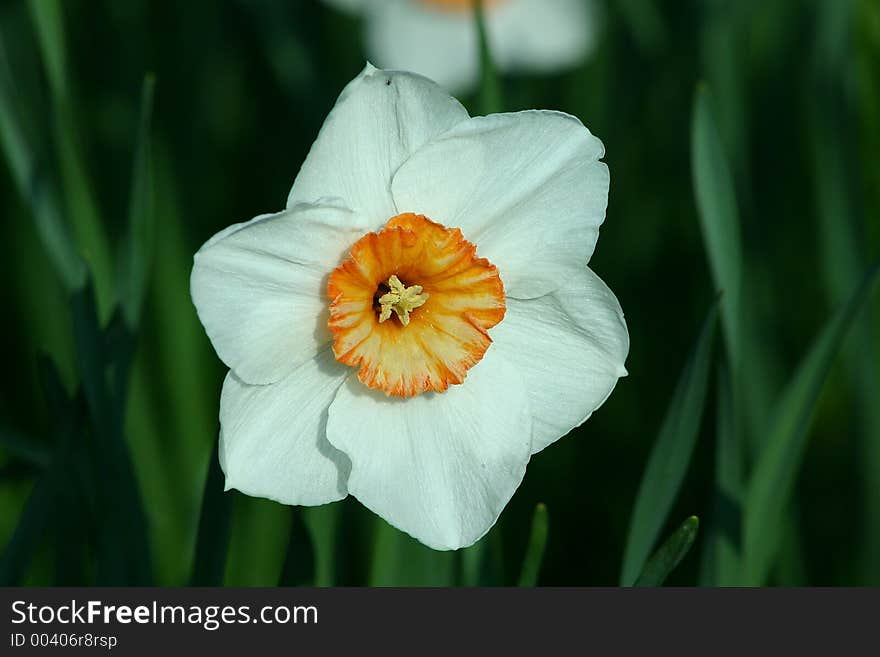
[{"x1": 378, "y1": 275, "x2": 429, "y2": 327}]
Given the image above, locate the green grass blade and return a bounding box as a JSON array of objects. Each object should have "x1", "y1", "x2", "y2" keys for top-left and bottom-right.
[
  {"x1": 0, "y1": 358, "x2": 78, "y2": 585},
  {"x1": 474, "y1": 0, "x2": 502, "y2": 115},
  {"x1": 743, "y1": 262, "x2": 880, "y2": 585},
  {"x1": 124, "y1": 142, "x2": 218, "y2": 585},
  {"x1": 810, "y1": 0, "x2": 880, "y2": 584},
  {"x1": 517, "y1": 503, "x2": 549, "y2": 587},
  {"x1": 699, "y1": 364, "x2": 743, "y2": 585},
  {"x1": 0, "y1": 35, "x2": 84, "y2": 290},
  {"x1": 459, "y1": 527, "x2": 504, "y2": 586},
  {"x1": 369, "y1": 518, "x2": 456, "y2": 586},
  {"x1": 118, "y1": 74, "x2": 156, "y2": 329},
  {"x1": 691, "y1": 85, "x2": 742, "y2": 365},
  {"x1": 28, "y1": 0, "x2": 113, "y2": 320},
  {"x1": 857, "y1": 0, "x2": 880, "y2": 255},
  {"x1": 0, "y1": 474, "x2": 55, "y2": 585},
  {"x1": 302, "y1": 504, "x2": 342, "y2": 586},
  {"x1": 70, "y1": 283, "x2": 153, "y2": 584},
  {"x1": 699, "y1": 4, "x2": 748, "y2": 185},
  {"x1": 26, "y1": 0, "x2": 68, "y2": 101},
  {"x1": 620, "y1": 300, "x2": 718, "y2": 586},
  {"x1": 634, "y1": 516, "x2": 700, "y2": 587},
  {"x1": 692, "y1": 82, "x2": 774, "y2": 451},
  {"x1": 189, "y1": 442, "x2": 233, "y2": 586},
  {"x1": 459, "y1": 539, "x2": 487, "y2": 586},
  {"x1": 279, "y1": 507, "x2": 316, "y2": 586},
  {"x1": 224, "y1": 497, "x2": 291, "y2": 586}
]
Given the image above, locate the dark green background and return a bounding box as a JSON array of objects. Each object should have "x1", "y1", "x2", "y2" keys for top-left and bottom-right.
[{"x1": 1, "y1": 0, "x2": 878, "y2": 586}]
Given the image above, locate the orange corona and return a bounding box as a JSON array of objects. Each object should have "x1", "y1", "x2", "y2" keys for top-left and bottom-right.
[{"x1": 327, "y1": 213, "x2": 506, "y2": 398}]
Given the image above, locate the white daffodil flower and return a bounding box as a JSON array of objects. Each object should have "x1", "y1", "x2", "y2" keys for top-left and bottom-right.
[
  {"x1": 323, "y1": 0, "x2": 597, "y2": 92},
  {"x1": 191, "y1": 64, "x2": 628, "y2": 550}
]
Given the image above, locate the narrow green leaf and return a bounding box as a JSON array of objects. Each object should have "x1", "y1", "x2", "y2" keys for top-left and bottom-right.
[
  {"x1": 699, "y1": 363, "x2": 743, "y2": 585},
  {"x1": 474, "y1": 0, "x2": 502, "y2": 115},
  {"x1": 810, "y1": 0, "x2": 866, "y2": 328},
  {"x1": 810, "y1": 0, "x2": 880, "y2": 584},
  {"x1": 189, "y1": 442, "x2": 233, "y2": 586},
  {"x1": 71, "y1": 282, "x2": 153, "y2": 584},
  {"x1": 0, "y1": 358, "x2": 79, "y2": 585},
  {"x1": 743, "y1": 262, "x2": 880, "y2": 585},
  {"x1": 459, "y1": 539, "x2": 487, "y2": 586},
  {"x1": 699, "y1": 4, "x2": 749, "y2": 185},
  {"x1": 125, "y1": 142, "x2": 218, "y2": 585},
  {"x1": 303, "y1": 504, "x2": 342, "y2": 587},
  {"x1": 0, "y1": 35, "x2": 85, "y2": 290},
  {"x1": 26, "y1": 0, "x2": 69, "y2": 100},
  {"x1": 70, "y1": 282, "x2": 111, "y2": 421},
  {"x1": 856, "y1": 0, "x2": 880, "y2": 256},
  {"x1": 118, "y1": 74, "x2": 156, "y2": 329},
  {"x1": 459, "y1": 527, "x2": 504, "y2": 586},
  {"x1": 224, "y1": 497, "x2": 291, "y2": 586},
  {"x1": 0, "y1": 475, "x2": 55, "y2": 586},
  {"x1": 517, "y1": 503, "x2": 549, "y2": 587},
  {"x1": 619, "y1": 300, "x2": 718, "y2": 586},
  {"x1": 279, "y1": 507, "x2": 316, "y2": 586},
  {"x1": 634, "y1": 516, "x2": 700, "y2": 587},
  {"x1": 29, "y1": 0, "x2": 114, "y2": 319},
  {"x1": 692, "y1": 82, "x2": 774, "y2": 450},
  {"x1": 691, "y1": 85, "x2": 742, "y2": 365},
  {"x1": 369, "y1": 518, "x2": 456, "y2": 586}
]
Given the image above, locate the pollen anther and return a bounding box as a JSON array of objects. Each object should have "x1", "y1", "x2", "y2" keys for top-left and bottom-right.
[{"x1": 378, "y1": 275, "x2": 429, "y2": 326}]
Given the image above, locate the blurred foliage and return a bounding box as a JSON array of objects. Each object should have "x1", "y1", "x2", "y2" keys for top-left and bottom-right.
[{"x1": 1, "y1": 0, "x2": 878, "y2": 586}]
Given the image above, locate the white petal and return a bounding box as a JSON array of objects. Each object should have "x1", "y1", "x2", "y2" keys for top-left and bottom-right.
[
  {"x1": 492, "y1": 266, "x2": 629, "y2": 453},
  {"x1": 391, "y1": 110, "x2": 608, "y2": 299},
  {"x1": 287, "y1": 63, "x2": 470, "y2": 226},
  {"x1": 325, "y1": 351, "x2": 532, "y2": 550},
  {"x1": 490, "y1": 0, "x2": 597, "y2": 73},
  {"x1": 219, "y1": 348, "x2": 351, "y2": 506},
  {"x1": 191, "y1": 201, "x2": 368, "y2": 385},
  {"x1": 364, "y1": 1, "x2": 478, "y2": 93}
]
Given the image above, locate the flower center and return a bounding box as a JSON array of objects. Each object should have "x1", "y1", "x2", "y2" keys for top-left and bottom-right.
[
  {"x1": 377, "y1": 275, "x2": 429, "y2": 326},
  {"x1": 327, "y1": 213, "x2": 506, "y2": 398}
]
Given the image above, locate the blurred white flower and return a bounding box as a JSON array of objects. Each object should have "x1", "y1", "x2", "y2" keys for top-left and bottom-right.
[
  {"x1": 324, "y1": 0, "x2": 598, "y2": 92},
  {"x1": 191, "y1": 64, "x2": 628, "y2": 550}
]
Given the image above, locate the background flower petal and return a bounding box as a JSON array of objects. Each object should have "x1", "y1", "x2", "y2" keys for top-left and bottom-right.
[
  {"x1": 492, "y1": 266, "x2": 629, "y2": 453},
  {"x1": 191, "y1": 202, "x2": 368, "y2": 385},
  {"x1": 391, "y1": 110, "x2": 608, "y2": 299},
  {"x1": 287, "y1": 63, "x2": 469, "y2": 225},
  {"x1": 490, "y1": 0, "x2": 597, "y2": 74},
  {"x1": 364, "y1": 1, "x2": 478, "y2": 93},
  {"x1": 219, "y1": 348, "x2": 351, "y2": 506},
  {"x1": 325, "y1": 351, "x2": 532, "y2": 550}
]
